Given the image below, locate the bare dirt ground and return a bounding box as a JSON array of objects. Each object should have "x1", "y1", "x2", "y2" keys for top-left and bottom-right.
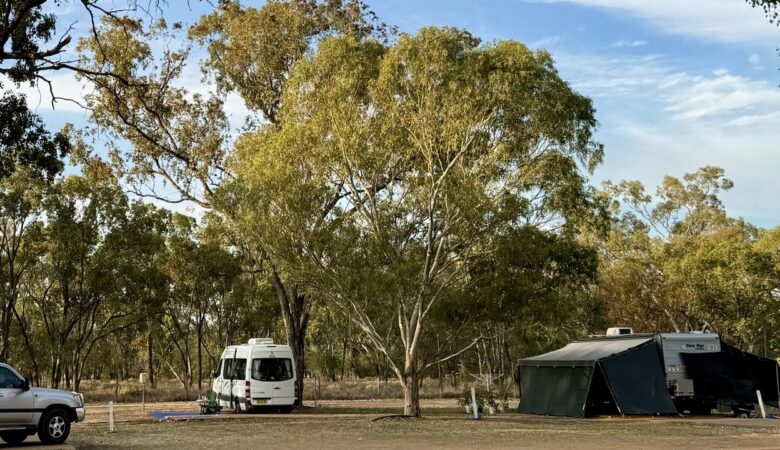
[{"x1": 5, "y1": 400, "x2": 780, "y2": 449}]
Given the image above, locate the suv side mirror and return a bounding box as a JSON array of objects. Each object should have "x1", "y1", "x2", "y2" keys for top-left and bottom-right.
[
  {"x1": 212, "y1": 370, "x2": 219, "y2": 378},
  {"x1": 22, "y1": 378, "x2": 30, "y2": 391}
]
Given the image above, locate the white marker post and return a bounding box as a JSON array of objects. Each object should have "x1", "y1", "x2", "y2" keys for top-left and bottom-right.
[
  {"x1": 470, "y1": 387, "x2": 479, "y2": 420},
  {"x1": 108, "y1": 401, "x2": 115, "y2": 432},
  {"x1": 756, "y1": 390, "x2": 767, "y2": 419},
  {"x1": 139, "y1": 373, "x2": 148, "y2": 412}
]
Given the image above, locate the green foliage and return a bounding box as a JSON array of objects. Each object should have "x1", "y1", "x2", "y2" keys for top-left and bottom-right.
[
  {"x1": 77, "y1": 16, "x2": 229, "y2": 206},
  {"x1": 0, "y1": 93, "x2": 70, "y2": 181},
  {"x1": 597, "y1": 166, "x2": 780, "y2": 356},
  {"x1": 0, "y1": 0, "x2": 57, "y2": 85},
  {"x1": 190, "y1": 0, "x2": 388, "y2": 123},
  {"x1": 456, "y1": 386, "x2": 496, "y2": 409},
  {"x1": 5, "y1": 1, "x2": 777, "y2": 407},
  {"x1": 0, "y1": 167, "x2": 47, "y2": 363},
  {"x1": 228, "y1": 25, "x2": 603, "y2": 415}
]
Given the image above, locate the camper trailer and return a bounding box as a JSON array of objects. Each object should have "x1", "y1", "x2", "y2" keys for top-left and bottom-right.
[
  {"x1": 213, "y1": 338, "x2": 296, "y2": 413},
  {"x1": 517, "y1": 331, "x2": 780, "y2": 417},
  {"x1": 655, "y1": 333, "x2": 719, "y2": 410}
]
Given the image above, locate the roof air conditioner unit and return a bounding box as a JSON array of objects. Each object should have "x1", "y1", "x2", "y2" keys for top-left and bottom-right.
[{"x1": 606, "y1": 327, "x2": 634, "y2": 337}]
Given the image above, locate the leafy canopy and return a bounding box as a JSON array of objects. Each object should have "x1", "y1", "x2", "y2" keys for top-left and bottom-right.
[{"x1": 226, "y1": 27, "x2": 603, "y2": 414}]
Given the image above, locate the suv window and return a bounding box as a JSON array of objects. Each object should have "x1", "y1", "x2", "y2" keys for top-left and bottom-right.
[
  {"x1": 0, "y1": 367, "x2": 24, "y2": 389},
  {"x1": 223, "y1": 358, "x2": 247, "y2": 380},
  {"x1": 251, "y1": 358, "x2": 293, "y2": 382}
]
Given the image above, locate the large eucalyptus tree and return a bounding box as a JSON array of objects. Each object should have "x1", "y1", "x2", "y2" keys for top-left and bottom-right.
[{"x1": 229, "y1": 28, "x2": 603, "y2": 416}]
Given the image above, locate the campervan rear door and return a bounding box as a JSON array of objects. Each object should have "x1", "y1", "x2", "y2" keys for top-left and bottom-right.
[{"x1": 250, "y1": 349, "x2": 296, "y2": 403}]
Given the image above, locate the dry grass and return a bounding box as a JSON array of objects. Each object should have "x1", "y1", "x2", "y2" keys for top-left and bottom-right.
[
  {"x1": 60, "y1": 411, "x2": 780, "y2": 449},
  {"x1": 79, "y1": 379, "x2": 203, "y2": 404},
  {"x1": 304, "y1": 377, "x2": 468, "y2": 401},
  {"x1": 78, "y1": 377, "x2": 475, "y2": 404}
]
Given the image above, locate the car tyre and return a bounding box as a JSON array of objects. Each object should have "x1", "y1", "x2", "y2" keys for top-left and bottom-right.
[
  {"x1": 38, "y1": 408, "x2": 71, "y2": 445},
  {"x1": 0, "y1": 430, "x2": 30, "y2": 445}
]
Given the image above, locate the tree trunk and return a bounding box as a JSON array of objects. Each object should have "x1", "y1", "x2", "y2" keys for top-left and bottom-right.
[
  {"x1": 147, "y1": 319, "x2": 155, "y2": 388},
  {"x1": 286, "y1": 320, "x2": 306, "y2": 406},
  {"x1": 71, "y1": 354, "x2": 80, "y2": 392},
  {"x1": 271, "y1": 270, "x2": 309, "y2": 407},
  {"x1": 340, "y1": 337, "x2": 347, "y2": 382},
  {"x1": 51, "y1": 356, "x2": 61, "y2": 389},
  {"x1": 13, "y1": 308, "x2": 39, "y2": 382},
  {"x1": 0, "y1": 302, "x2": 14, "y2": 362},
  {"x1": 401, "y1": 370, "x2": 421, "y2": 417},
  {"x1": 197, "y1": 319, "x2": 203, "y2": 391}
]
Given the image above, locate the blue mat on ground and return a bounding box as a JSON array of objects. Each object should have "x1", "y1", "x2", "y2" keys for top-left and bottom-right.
[{"x1": 149, "y1": 412, "x2": 203, "y2": 420}]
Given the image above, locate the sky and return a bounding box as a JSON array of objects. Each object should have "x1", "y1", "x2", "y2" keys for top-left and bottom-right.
[{"x1": 13, "y1": 0, "x2": 780, "y2": 227}]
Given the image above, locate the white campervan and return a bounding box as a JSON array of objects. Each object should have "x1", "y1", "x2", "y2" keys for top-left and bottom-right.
[{"x1": 213, "y1": 338, "x2": 296, "y2": 413}]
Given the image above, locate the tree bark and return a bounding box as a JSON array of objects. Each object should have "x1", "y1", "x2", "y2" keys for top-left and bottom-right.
[
  {"x1": 271, "y1": 269, "x2": 309, "y2": 407},
  {"x1": 197, "y1": 317, "x2": 203, "y2": 391},
  {"x1": 401, "y1": 368, "x2": 421, "y2": 417},
  {"x1": 0, "y1": 304, "x2": 12, "y2": 362},
  {"x1": 12, "y1": 307, "x2": 39, "y2": 381},
  {"x1": 287, "y1": 322, "x2": 306, "y2": 406},
  {"x1": 147, "y1": 319, "x2": 155, "y2": 388}
]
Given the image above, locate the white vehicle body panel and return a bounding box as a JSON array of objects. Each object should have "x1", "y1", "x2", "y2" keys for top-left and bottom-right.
[{"x1": 657, "y1": 333, "x2": 721, "y2": 380}]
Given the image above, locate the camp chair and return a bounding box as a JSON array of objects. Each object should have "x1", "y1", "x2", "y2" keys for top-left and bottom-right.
[{"x1": 198, "y1": 391, "x2": 221, "y2": 415}]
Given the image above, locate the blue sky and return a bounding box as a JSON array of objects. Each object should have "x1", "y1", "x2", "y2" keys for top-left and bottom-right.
[{"x1": 15, "y1": 0, "x2": 780, "y2": 226}]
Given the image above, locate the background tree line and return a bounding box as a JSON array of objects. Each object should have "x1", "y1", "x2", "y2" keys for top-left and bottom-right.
[{"x1": 1, "y1": 0, "x2": 778, "y2": 416}]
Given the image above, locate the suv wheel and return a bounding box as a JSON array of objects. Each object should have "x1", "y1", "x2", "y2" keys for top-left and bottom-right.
[
  {"x1": 0, "y1": 430, "x2": 30, "y2": 445},
  {"x1": 38, "y1": 408, "x2": 71, "y2": 445}
]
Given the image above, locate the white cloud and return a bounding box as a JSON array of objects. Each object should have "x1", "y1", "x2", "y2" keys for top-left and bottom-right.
[
  {"x1": 747, "y1": 53, "x2": 765, "y2": 70},
  {"x1": 611, "y1": 39, "x2": 648, "y2": 48},
  {"x1": 529, "y1": 35, "x2": 566, "y2": 48},
  {"x1": 5, "y1": 73, "x2": 89, "y2": 114},
  {"x1": 593, "y1": 118, "x2": 780, "y2": 226},
  {"x1": 540, "y1": 0, "x2": 778, "y2": 44},
  {"x1": 554, "y1": 50, "x2": 780, "y2": 226},
  {"x1": 664, "y1": 71, "x2": 780, "y2": 121},
  {"x1": 557, "y1": 52, "x2": 780, "y2": 126}
]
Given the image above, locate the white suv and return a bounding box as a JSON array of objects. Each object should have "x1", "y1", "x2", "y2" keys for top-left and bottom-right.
[{"x1": 0, "y1": 363, "x2": 85, "y2": 445}]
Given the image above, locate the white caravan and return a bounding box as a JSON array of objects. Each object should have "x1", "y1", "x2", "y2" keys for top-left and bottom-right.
[{"x1": 213, "y1": 338, "x2": 296, "y2": 413}]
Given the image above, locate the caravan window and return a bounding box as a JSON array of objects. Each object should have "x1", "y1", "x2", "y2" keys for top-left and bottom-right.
[
  {"x1": 251, "y1": 358, "x2": 293, "y2": 382},
  {"x1": 222, "y1": 358, "x2": 247, "y2": 380}
]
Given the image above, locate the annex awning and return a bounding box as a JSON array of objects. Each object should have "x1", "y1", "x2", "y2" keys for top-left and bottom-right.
[{"x1": 518, "y1": 336, "x2": 677, "y2": 417}]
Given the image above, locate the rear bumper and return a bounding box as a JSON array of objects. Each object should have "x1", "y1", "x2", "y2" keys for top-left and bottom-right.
[
  {"x1": 249, "y1": 397, "x2": 295, "y2": 406},
  {"x1": 74, "y1": 407, "x2": 86, "y2": 422}
]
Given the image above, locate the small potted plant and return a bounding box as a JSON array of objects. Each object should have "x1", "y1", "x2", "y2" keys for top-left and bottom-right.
[{"x1": 458, "y1": 386, "x2": 494, "y2": 416}]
